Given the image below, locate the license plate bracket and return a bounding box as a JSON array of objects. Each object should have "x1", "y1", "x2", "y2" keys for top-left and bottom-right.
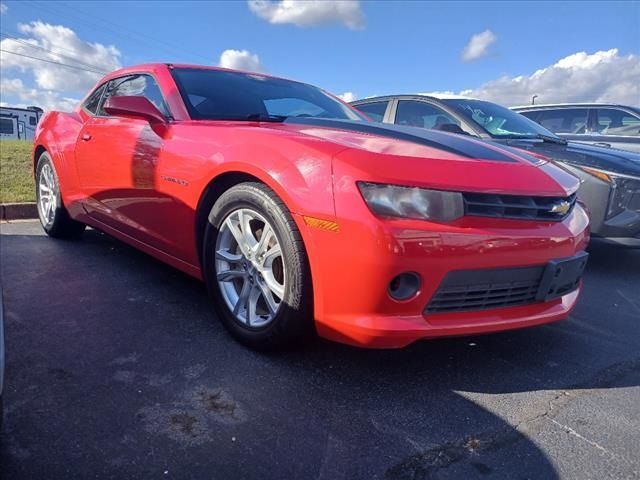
[{"x1": 536, "y1": 251, "x2": 588, "y2": 302}]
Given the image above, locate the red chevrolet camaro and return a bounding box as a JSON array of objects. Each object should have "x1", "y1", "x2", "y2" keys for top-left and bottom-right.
[{"x1": 33, "y1": 63, "x2": 589, "y2": 349}]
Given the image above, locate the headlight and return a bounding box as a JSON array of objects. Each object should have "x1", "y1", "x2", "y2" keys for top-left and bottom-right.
[
  {"x1": 577, "y1": 166, "x2": 640, "y2": 218},
  {"x1": 357, "y1": 182, "x2": 464, "y2": 222}
]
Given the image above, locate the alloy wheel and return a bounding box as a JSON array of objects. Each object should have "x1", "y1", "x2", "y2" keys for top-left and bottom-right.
[
  {"x1": 38, "y1": 163, "x2": 57, "y2": 226},
  {"x1": 215, "y1": 208, "x2": 285, "y2": 327}
]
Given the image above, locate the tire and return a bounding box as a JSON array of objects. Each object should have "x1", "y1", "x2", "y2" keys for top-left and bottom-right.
[
  {"x1": 203, "y1": 182, "x2": 314, "y2": 350},
  {"x1": 36, "y1": 152, "x2": 85, "y2": 239}
]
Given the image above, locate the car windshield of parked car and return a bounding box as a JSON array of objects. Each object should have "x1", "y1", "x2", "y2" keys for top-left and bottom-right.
[
  {"x1": 442, "y1": 99, "x2": 560, "y2": 139},
  {"x1": 172, "y1": 68, "x2": 365, "y2": 122}
]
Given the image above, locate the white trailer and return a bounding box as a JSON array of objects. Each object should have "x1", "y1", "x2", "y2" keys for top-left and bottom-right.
[{"x1": 0, "y1": 106, "x2": 44, "y2": 141}]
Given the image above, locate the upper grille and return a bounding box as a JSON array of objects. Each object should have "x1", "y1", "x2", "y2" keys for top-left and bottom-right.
[
  {"x1": 463, "y1": 192, "x2": 577, "y2": 221},
  {"x1": 425, "y1": 265, "x2": 545, "y2": 314}
]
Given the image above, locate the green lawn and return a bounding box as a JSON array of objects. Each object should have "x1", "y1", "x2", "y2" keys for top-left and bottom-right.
[{"x1": 0, "y1": 140, "x2": 35, "y2": 203}]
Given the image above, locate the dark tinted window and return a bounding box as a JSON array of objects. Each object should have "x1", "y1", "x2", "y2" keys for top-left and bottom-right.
[
  {"x1": 595, "y1": 108, "x2": 640, "y2": 137},
  {"x1": 101, "y1": 74, "x2": 170, "y2": 117},
  {"x1": 83, "y1": 83, "x2": 107, "y2": 115},
  {"x1": 356, "y1": 101, "x2": 388, "y2": 122},
  {"x1": 29, "y1": 116, "x2": 37, "y2": 126},
  {"x1": 536, "y1": 108, "x2": 589, "y2": 134},
  {"x1": 0, "y1": 118, "x2": 14, "y2": 134},
  {"x1": 518, "y1": 111, "x2": 538, "y2": 122},
  {"x1": 171, "y1": 68, "x2": 365, "y2": 121},
  {"x1": 396, "y1": 100, "x2": 462, "y2": 129}
]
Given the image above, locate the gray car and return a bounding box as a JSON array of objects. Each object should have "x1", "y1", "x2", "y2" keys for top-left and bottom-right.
[
  {"x1": 512, "y1": 103, "x2": 640, "y2": 153},
  {"x1": 351, "y1": 94, "x2": 640, "y2": 238}
]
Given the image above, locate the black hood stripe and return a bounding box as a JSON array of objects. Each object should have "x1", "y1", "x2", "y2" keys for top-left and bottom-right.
[{"x1": 285, "y1": 117, "x2": 518, "y2": 162}]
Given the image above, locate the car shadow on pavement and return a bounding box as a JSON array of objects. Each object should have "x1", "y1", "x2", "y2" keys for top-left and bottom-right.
[{"x1": 0, "y1": 227, "x2": 638, "y2": 479}]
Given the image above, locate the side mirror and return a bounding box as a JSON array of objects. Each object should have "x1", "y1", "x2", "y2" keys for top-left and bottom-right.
[{"x1": 103, "y1": 96, "x2": 166, "y2": 125}]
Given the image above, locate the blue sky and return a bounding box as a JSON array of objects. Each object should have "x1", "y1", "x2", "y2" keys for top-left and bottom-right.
[{"x1": 1, "y1": 1, "x2": 639, "y2": 110}]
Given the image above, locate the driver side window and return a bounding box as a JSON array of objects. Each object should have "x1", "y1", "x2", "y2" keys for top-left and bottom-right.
[
  {"x1": 536, "y1": 109, "x2": 588, "y2": 134},
  {"x1": 395, "y1": 100, "x2": 465, "y2": 132},
  {"x1": 83, "y1": 83, "x2": 107, "y2": 115},
  {"x1": 98, "y1": 74, "x2": 170, "y2": 117}
]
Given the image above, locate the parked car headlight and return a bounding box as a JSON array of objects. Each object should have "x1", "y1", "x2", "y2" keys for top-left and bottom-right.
[
  {"x1": 357, "y1": 182, "x2": 464, "y2": 222},
  {"x1": 579, "y1": 166, "x2": 640, "y2": 218}
]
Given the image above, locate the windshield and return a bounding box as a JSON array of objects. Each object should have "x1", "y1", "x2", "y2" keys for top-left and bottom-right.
[
  {"x1": 171, "y1": 68, "x2": 365, "y2": 122},
  {"x1": 442, "y1": 99, "x2": 560, "y2": 139}
]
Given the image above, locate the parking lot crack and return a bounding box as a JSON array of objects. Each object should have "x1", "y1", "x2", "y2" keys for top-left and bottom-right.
[
  {"x1": 549, "y1": 419, "x2": 616, "y2": 457},
  {"x1": 384, "y1": 427, "x2": 520, "y2": 479}
]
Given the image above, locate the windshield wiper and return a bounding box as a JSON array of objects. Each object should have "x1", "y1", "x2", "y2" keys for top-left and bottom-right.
[
  {"x1": 246, "y1": 113, "x2": 288, "y2": 122},
  {"x1": 533, "y1": 133, "x2": 567, "y2": 145}
]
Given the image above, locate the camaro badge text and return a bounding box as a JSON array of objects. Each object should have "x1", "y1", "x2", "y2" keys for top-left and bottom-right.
[{"x1": 161, "y1": 176, "x2": 189, "y2": 187}]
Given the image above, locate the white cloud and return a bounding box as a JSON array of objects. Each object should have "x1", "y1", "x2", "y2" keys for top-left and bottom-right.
[
  {"x1": 248, "y1": 0, "x2": 364, "y2": 29},
  {"x1": 0, "y1": 21, "x2": 120, "y2": 111},
  {"x1": 218, "y1": 49, "x2": 265, "y2": 72},
  {"x1": 0, "y1": 78, "x2": 79, "y2": 111},
  {"x1": 461, "y1": 29, "x2": 496, "y2": 62},
  {"x1": 457, "y1": 49, "x2": 640, "y2": 106},
  {"x1": 337, "y1": 91, "x2": 357, "y2": 102},
  {"x1": 1, "y1": 3, "x2": 8, "y2": 14},
  {"x1": 0, "y1": 21, "x2": 121, "y2": 92}
]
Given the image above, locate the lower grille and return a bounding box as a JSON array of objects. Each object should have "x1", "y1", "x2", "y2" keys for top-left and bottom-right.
[
  {"x1": 426, "y1": 265, "x2": 545, "y2": 314},
  {"x1": 463, "y1": 192, "x2": 577, "y2": 221}
]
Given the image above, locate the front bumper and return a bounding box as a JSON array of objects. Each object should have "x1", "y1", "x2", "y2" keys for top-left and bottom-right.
[
  {"x1": 597, "y1": 206, "x2": 640, "y2": 238},
  {"x1": 317, "y1": 289, "x2": 581, "y2": 348},
  {"x1": 300, "y1": 203, "x2": 590, "y2": 349}
]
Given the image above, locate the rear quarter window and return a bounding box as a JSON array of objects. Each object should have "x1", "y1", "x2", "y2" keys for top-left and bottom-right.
[
  {"x1": 595, "y1": 108, "x2": 640, "y2": 137},
  {"x1": 355, "y1": 101, "x2": 388, "y2": 122}
]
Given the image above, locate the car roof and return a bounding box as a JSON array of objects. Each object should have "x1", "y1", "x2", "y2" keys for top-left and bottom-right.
[
  {"x1": 352, "y1": 93, "x2": 478, "y2": 104},
  {"x1": 416, "y1": 93, "x2": 476, "y2": 100},
  {"x1": 100, "y1": 63, "x2": 304, "y2": 85},
  {"x1": 512, "y1": 102, "x2": 632, "y2": 110}
]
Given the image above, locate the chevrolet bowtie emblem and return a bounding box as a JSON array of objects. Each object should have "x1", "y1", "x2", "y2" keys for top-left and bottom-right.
[{"x1": 549, "y1": 200, "x2": 571, "y2": 216}]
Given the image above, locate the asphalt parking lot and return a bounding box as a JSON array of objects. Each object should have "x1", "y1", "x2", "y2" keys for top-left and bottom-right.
[{"x1": 0, "y1": 220, "x2": 639, "y2": 480}]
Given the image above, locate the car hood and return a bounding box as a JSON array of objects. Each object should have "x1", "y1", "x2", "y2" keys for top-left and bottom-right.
[
  {"x1": 281, "y1": 117, "x2": 547, "y2": 164},
  {"x1": 269, "y1": 118, "x2": 579, "y2": 197},
  {"x1": 500, "y1": 138, "x2": 640, "y2": 177}
]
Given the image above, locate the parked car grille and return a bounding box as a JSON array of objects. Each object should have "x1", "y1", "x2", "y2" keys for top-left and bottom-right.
[
  {"x1": 463, "y1": 192, "x2": 577, "y2": 221},
  {"x1": 425, "y1": 264, "x2": 546, "y2": 314}
]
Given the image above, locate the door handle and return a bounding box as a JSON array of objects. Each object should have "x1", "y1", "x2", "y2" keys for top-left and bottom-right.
[
  {"x1": 594, "y1": 142, "x2": 611, "y2": 148},
  {"x1": 81, "y1": 133, "x2": 92, "y2": 142}
]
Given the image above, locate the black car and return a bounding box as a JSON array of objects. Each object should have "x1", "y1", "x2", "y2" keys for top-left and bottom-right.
[
  {"x1": 352, "y1": 95, "x2": 640, "y2": 238},
  {"x1": 512, "y1": 103, "x2": 640, "y2": 153}
]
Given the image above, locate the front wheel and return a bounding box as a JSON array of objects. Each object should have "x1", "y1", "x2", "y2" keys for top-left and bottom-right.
[
  {"x1": 203, "y1": 182, "x2": 314, "y2": 350},
  {"x1": 36, "y1": 152, "x2": 85, "y2": 239}
]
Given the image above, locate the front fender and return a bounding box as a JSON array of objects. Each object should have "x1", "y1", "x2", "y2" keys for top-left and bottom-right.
[
  {"x1": 161, "y1": 124, "x2": 339, "y2": 219},
  {"x1": 158, "y1": 124, "x2": 340, "y2": 321}
]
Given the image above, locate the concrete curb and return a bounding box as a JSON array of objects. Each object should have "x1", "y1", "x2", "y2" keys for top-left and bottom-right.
[{"x1": 0, "y1": 203, "x2": 38, "y2": 221}]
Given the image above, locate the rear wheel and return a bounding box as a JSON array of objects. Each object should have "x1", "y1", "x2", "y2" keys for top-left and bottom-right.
[
  {"x1": 36, "y1": 152, "x2": 85, "y2": 239},
  {"x1": 203, "y1": 182, "x2": 314, "y2": 350}
]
